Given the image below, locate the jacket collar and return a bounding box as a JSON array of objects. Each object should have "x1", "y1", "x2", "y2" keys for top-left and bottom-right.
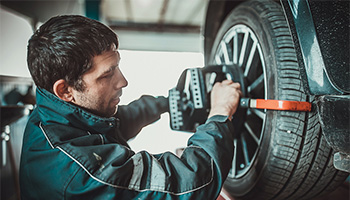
[{"x1": 36, "y1": 88, "x2": 118, "y2": 135}]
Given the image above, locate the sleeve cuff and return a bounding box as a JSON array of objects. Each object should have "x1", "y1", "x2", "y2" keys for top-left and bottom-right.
[
  {"x1": 155, "y1": 96, "x2": 169, "y2": 113},
  {"x1": 205, "y1": 115, "x2": 230, "y2": 124}
]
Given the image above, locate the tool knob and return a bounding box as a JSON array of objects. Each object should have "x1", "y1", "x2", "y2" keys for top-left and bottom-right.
[{"x1": 240, "y1": 98, "x2": 250, "y2": 108}]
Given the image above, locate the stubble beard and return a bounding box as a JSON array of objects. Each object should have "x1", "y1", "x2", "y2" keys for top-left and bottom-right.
[{"x1": 75, "y1": 92, "x2": 116, "y2": 118}]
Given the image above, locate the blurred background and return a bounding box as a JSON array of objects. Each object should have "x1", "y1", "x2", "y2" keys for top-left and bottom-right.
[{"x1": 0, "y1": 1, "x2": 208, "y2": 199}]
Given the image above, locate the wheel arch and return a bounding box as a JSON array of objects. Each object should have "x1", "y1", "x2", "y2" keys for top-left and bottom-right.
[
  {"x1": 203, "y1": 0, "x2": 242, "y2": 65},
  {"x1": 203, "y1": 0, "x2": 281, "y2": 65}
]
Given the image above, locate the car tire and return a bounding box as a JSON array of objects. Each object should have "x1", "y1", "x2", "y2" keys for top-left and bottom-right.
[{"x1": 206, "y1": 0, "x2": 348, "y2": 199}]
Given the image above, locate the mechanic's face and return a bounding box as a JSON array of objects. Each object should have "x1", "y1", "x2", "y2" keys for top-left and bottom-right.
[{"x1": 71, "y1": 47, "x2": 128, "y2": 117}]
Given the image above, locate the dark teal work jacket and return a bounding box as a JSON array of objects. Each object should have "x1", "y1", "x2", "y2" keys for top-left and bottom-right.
[{"x1": 20, "y1": 88, "x2": 234, "y2": 200}]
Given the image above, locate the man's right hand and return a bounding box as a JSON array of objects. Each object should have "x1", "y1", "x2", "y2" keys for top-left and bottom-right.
[{"x1": 208, "y1": 80, "x2": 242, "y2": 120}]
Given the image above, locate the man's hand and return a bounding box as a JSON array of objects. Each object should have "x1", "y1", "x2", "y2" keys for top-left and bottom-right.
[{"x1": 208, "y1": 80, "x2": 242, "y2": 120}]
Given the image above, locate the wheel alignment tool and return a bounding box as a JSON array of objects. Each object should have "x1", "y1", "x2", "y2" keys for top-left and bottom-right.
[
  {"x1": 168, "y1": 66, "x2": 312, "y2": 132},
  {"x1": 239, "y1": 98, "x2": 312, "y2": 111}
]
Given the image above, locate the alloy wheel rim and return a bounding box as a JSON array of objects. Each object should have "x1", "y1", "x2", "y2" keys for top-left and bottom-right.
[{"x1": 212, "y1": 24, "x2": 267, "y2": 178}]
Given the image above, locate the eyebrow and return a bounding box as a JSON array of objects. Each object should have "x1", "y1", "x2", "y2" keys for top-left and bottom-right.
[{"x1": 97, "y1": 65, "x2": 117, "y2": 79}]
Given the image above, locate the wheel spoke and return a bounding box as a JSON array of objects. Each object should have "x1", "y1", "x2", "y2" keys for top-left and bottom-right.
[
  {"x1": 220, "y1": 41, "x2": 231, "y2": 63},
  {"x1": 241, "y1": 134, "x2": 250, "y2": 166},
  {"x1": 206, "y1": 72, "x2": 217, "y2": 93},
  {"x1": 215, "y1": 54, "x2": 222, "y2": 64},
  {"x1": 247, "y1": 73, "x2": 264, "y2": 94},
  {"x1": 251, "y1": 108, "x2": 265, "y2": 120},
  {"x1": 231, "y1": 139, "x2": 238, "y2": 177},
  {"x1": 244, "y1": 122, "x2": 259, "y2": 144},
  {"x1": 233, "y1": 34, "x2": 238, "y2": 64},
  {"x1": 244, "y1": 40, "x2": 257, "y2": 77},
  {"x1": 238, "y1": 31, "x2": 249, "y2": 67}
]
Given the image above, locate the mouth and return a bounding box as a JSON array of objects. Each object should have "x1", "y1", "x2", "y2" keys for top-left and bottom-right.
[{"x1": 111, "y1": 91, "x2": 122, "y2": 105}]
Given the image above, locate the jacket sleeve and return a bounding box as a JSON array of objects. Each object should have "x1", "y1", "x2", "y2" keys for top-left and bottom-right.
[
  {"x1": 115, "y1": 95, "x2": 169, "y2": 141},
  {"x1": 63, "y1": 115, "x2": 234, "y2": 200}
]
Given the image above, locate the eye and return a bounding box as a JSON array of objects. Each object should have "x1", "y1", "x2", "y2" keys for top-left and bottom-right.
[
  {"x1": 102, "y1": 70, "x2": 115, "y2": 79},
  {"x1": 103, "y1": 73, "x2": 113, "y2": 79},
  {"x1": 99, "y1": 66, "x2": 117, "y2": 81}
]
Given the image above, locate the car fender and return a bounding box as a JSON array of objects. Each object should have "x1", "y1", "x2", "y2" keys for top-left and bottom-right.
[{"x1": 281, "y1": 0, "x2": 349, "y2": 95}]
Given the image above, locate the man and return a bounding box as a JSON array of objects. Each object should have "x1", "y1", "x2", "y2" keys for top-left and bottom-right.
[{"x1": 20, "y1": 15, "x2": 242, "y2": 199}]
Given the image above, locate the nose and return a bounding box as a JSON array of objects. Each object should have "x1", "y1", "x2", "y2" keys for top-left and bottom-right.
[
  {"x1": 114, "y1": 67, "x2": 128, "y2": 89},
  {"x1": 120, "y1": 73, "x2": 128, "y2": 88}
]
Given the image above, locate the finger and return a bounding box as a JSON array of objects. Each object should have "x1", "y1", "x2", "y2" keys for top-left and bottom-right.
[
  {"x1": 222, "y1": 79, "x2": 234, "y2": 84},
  {"x1": 236, "y1": 89, "x2": 243, "y2": 97},
  {"x1": 230, "y1": 82, "x2": 241, "y2": 89},
  {"x1": 227, "y1": 82, "x2": 241, "y2": 91},
  {"x1": 212, "y1": 82, "x2": 220, "y2": 87}
]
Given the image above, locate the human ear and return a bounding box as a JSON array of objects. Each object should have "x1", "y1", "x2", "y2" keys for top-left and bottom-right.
[{"x1": 53, "y1": 79, "x2": 74, "y2": 102}]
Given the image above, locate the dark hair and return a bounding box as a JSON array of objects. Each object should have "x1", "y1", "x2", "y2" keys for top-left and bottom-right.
[{"x1": 27, "y1": 15, "x2": 119, "y2": 93}]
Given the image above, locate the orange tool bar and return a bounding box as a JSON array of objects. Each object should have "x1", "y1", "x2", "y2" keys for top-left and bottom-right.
[{"x1": 240, "y1": 98, "x2": 312, "y2": 111}]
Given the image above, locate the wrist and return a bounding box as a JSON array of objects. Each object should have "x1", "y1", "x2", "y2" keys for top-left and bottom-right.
[
  {"x1": 206, "y1": 115, "x2": 230, "y2": 123},
  {"x1": 208, "y1": 108, "x2": 231, "y2": 119}
]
